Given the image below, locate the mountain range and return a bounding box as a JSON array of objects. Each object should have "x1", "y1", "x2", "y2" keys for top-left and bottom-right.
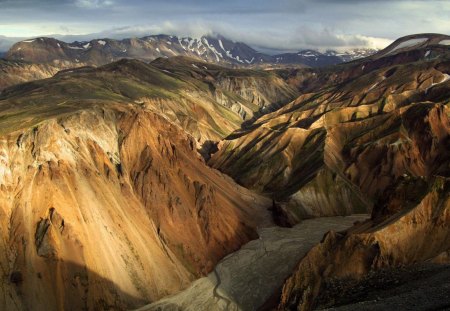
[
  {"x1": 4, "y1": 34, "x2": 377, "y2": 68},
  {"x1": 0, "y1": 32, "x2": 449, "y2": 311}
]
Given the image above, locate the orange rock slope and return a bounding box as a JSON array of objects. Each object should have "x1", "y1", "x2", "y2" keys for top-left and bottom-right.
[{"x1": 0, "y1": 61, "x2": 275, "y2": 310}]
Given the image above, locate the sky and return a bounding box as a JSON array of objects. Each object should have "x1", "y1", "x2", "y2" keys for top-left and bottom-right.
[{"x1": 0, "y1": 0, "x2": 449, "y2": 53}]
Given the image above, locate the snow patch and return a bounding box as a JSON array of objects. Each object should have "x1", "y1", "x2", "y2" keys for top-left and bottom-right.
[
  {"x1": 203, "y1": 38, "x2": 223, "y2": 62},
  {"x1": 68, "y1": 46, "x2": 83, "y2": 50},
  {"x1": 245, "y1": 57, "x2": 255, "y2": 64},
  {"x1": 219, "y1": 39, "x2": 225, "y2": 51},
  {"x1": 439, "y1": 39, "x2": 450, "y2": 46},
  {"x1": 425, "y1": 50, "x2": 431, "y2": 57},
  {"x1": 425, "y1": 73, "x2": 450, "y2": 94},
  {"x1": 387, "y1": 38, "x2": 428, "y2": 55},
  {"x1": 22, "y1": 39, "x2": 35, "y2": 43},
  {"x1": 368, "y1": 82, "x2": 380, "y2": 92},
  {"x1": 98, "y1": 40, "x2": 106, "y2": 46},
  {"x1": 83, "y1": 43, "x2": 91, "y2": 49}
]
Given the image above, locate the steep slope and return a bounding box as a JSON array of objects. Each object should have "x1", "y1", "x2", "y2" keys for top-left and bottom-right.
[
  {"x1": 0, "y1": 61, "x2": 274, "y2": 310},
  {"x1": 0, "y1": 59, "x2": 59, "y2": 91},
  {"x1": 5, "y1": 34, "x2": 377, "y2": 68},
  {"x1": 205, "y1": 34, "x2": 450, "y2": 310},
  {"x1": 210, "y1": 36, "x2": 450, "y2": 221},
  {"x1": 279, "y1": 177, "x2": 449, "y2": 310},
  {"x1": 276, "y1": 33, "x2": 450, "y2": 94},
  {"x1": 150, "y1": 57, "x2": 298, "y2": 123}
]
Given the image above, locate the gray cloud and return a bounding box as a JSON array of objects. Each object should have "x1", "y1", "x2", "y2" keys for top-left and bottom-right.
[{"x1": 0, "y1": 0, "x2": 447, "y2": 51}]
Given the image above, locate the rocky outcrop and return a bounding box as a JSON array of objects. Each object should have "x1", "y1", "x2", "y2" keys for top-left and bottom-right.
[
  {"x1": 0, "y1": 103, "x2": 270, "y2": 310},
  {"x1": 150, "y1": 56, "x2": 298, "y2": 127},
  {"x1": 279, "y1": 177, "x2": 450, "y2": 310},
  {"x1": 210, "y1": 52, "x2": 450, "y2": 221}
]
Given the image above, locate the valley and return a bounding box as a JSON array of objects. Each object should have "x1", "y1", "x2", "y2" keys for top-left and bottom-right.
[
  {"x1": 140, "y1": 215, "x2": 367, "y2": 311},
  {"x1": 0, "y1": 30, "x2": 449, "y2": 311}
]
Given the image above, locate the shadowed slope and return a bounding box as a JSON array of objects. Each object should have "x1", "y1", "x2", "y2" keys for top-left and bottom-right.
[{"x1": 210, "y1": 48, "x2": 450, "y2": 221}]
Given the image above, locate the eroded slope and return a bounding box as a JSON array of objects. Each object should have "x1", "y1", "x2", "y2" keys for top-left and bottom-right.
[{"x1": 210, "y1": 51, "x2": 450, "y2": 220}]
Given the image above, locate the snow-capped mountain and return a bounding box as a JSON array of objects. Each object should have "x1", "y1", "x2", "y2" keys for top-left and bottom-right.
[{"x1": 5, "y1": 34, "x2": 377, "y2": 67}]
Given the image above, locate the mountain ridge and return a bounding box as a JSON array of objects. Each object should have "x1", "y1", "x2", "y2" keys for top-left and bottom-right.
[{"x1": 4, "y1": 34, "x2": 378, "y2": 68}]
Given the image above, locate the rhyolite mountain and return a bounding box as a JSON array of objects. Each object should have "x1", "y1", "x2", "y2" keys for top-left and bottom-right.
[
  {"x1": 0, "y1": 56, "x2": 300, "y2": 310},
  {"x1": 208, "y1": 33, "x2": 450, "y2": 310},
  {"x1": 0, "y1": 59, "x2": 61, "y2": 91},
  {"x1": 4, "y1": 34, "x2": 377, "y2": 68},
  {"x1": 0, "y1": 33, "x2": 449, "y2": 311}
]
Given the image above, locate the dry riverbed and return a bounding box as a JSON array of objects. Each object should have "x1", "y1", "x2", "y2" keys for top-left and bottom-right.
[{"x1": 137, "y1": 215, "x2": 368, "y2": 311}]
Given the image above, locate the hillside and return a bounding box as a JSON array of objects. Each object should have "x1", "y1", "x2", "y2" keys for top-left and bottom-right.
[
  {"x1": 0, "y1": 57, "x2": 297, "y2": 143},
  {"x1": 0, "y1": 56, "x2": 297, "y2": 310},
  {"x1": 0, "y1": 33, "x2": 449, "y2": 311},
  {"x1": 0, "y1": 59, "x2": 60, "y2": 91},
  {"x1": 211, "y1": 45, "x2": 449, "y2": 218},
  {"x1": 206, "y1": 33, "x2": 450, "y2": 310}
]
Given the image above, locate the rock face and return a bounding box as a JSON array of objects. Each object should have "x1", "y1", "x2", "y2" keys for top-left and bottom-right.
[
  {"x1": 210, "y1": 36, "x2": 450, "y2": 221},
  {"x1": 0, "y1": 108, "x2": 271, "y2": 311},
  {"x1": 0, "y1": 57, "x2": 284, "y2": 310},
  {"x1": 5, "y1": 34, "x2": 377, "y2": 68},
  {"x1": 279, "y1": 177, "x2": 450, "y2": 311}
]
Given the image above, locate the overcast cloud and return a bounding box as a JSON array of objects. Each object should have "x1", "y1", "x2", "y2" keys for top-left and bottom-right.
[{"x1": 0, "y1": 0, "x2": 448, "y2": 52}]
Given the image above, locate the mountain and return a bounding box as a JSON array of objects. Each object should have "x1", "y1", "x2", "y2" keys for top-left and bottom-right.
[
  {"x1": 0, "y1": 33, "x2": 449, "y2": 311},
  {"x1": 0, "y1": 59, "x2": 61, "y2": 91},
  {"x1": 210, "y1": 32, "x2": 450, "y2": 220},
  {"x1": 0, "y1": 56, "x2": 302, "y2": 309},
  {"x1": 207, "y1": 33, "x2": 450, "y2": 309},
  {"x1": 0, "y1": 35, "x2": 23, "y2": 53},
  {"x1": 269, "y1": 48, "x2": 377, "y2": 67},
  {"x1": 5, "y1": 34, "x2": 377, "y2": 68}
]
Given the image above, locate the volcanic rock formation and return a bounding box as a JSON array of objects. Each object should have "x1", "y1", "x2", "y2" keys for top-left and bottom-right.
[
  {"x1": 210, "y1": 33, "x2": 450, "y2": 222},
  {"x1": 0, "y1": 58, "x2": 291, "y2": 310}
]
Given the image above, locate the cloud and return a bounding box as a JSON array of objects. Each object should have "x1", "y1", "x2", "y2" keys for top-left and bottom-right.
[
  {"x1": 0, "y1": 0, "x2": 445, "y2": 52},
  {"x1": 74, "y1": 0, "x2": 114, "y2": 8},
  {"x1": 80, "y1": 22, "x2": 392, "y2": 53}
]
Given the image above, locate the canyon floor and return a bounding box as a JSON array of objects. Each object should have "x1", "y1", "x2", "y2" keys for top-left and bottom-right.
[{"x1": 138, "y1": 215, "x2": 368, "y2": 311}]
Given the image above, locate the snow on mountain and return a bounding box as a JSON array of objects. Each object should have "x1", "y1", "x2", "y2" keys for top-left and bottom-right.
[{"x1": 5, "y1": 34, "x2": 378, "y2": 67}]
